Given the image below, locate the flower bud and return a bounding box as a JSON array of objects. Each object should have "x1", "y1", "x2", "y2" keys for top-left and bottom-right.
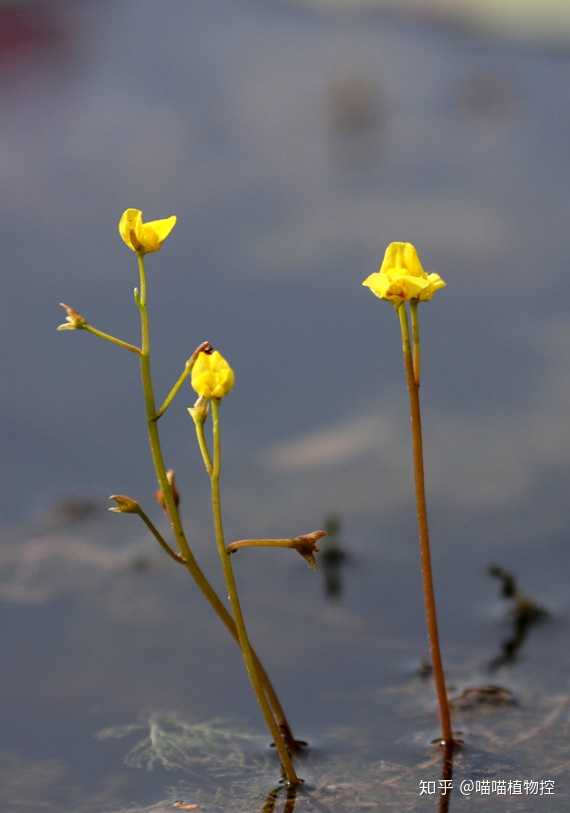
[
  {"x1": 109, "y1": 494, "x2": 140, "y2": 514},
  {"x1": 187, "y1": 395, "x2": 209, "y2": 425},
  {"x1": 191, "y1": 350, "x2": 235, "y2": 399},
  {"x1": 155, "y1": 469, "x2": 180, "y2": 512}
]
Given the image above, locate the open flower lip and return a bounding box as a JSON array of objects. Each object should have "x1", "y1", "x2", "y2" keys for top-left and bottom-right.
[
  {"x1": 118, "y1": 208, "x2": 177, "y2": 254},
  {"x1": 362, "y1": 241, "x2": 446, "y2": 307}
]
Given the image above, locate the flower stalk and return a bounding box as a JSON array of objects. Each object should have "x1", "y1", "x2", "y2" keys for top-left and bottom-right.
[
  {"x1": 410, "y1": 299, "x2": 421, "y2": 387},
  {"x1": 208, "y1": 398, "x2": 301, "y2": 784},
  {"x1": 109, "y1": 494, "x2": 186, "y2": 564},
  {"x1": 398, "y1": 302, "x2": 453, "y2": 746},
  {"x1": 227, "y1": 531, "x2": 326, "y2": 570},
  {"x1": 192, "y1": 414, "x2": 213, "y2": 476},
  {"x1": 84, "y1": 324, "x2": 142, "y2": 355},
  {"x1": 362, "y1": 241, "x2": 452, "y2": 746},
  {"x1": 156, "y1": 344, "x2": 212, "y2": 420},
  {"x1": 57, "y1": 303, "x2": 141, "y2": 354}
]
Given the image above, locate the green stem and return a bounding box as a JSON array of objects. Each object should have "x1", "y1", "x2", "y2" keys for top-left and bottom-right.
[
  {"x1": 210, "y1": 399, "x2": 300, "y2": 785},
  {"x1": 84, "y1": 324, "x2": 141, "y2": 354},
  {"x1": 410, "y1": 300, "x2": 421, "y2": 386},
  {"x1": 398, "y1": 303, "x2": 453, "y2": 746},
  {"x1": 135, "y1": 506, "x2": 186, "y2": 564},
  {"x1": 155, "y1": 342, "x2": 211, "y2": 420},
  {"x1": 134, "y1": 254, "x2": 298, "y2": 753},
  {"x1": 194, "y1": 420, "x2": 213, "y2": 476},
  {"x1": 228, "y1": 539, "x2": 301, "y2": 553}
]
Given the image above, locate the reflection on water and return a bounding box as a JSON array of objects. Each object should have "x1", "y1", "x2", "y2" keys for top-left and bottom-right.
[
  {"x1": 319, "y1": 515, "x2": 350, "y2": 601},
  {"x1": 487, "y1": 564, "x2": 549, "y2": 671},
  {"x1": 261, "y1": 783, "x2": 298, "y2": 813},
  {"x1": 437, "y1": 744, "x2": 454, "y2": 813}
]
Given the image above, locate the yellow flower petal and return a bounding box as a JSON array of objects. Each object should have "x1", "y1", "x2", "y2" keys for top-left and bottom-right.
[
  {"x1": 380, "y1": 242, "x2": 425, "y2": 278},
  {"x1": 362, "y1": 271, "x2": 384, "y2": 296},
  {"x1": 388, "y1": 275, "x2": 427, "y2": 301},
  {"x1": 118, "y1": 208, "x2": 143, "y2": 252},
  {"x1": 143, "y1": 215, "x2": 176, "y2": 251},
  {"x1": 191, "y1": 350, "x2": 235, "y2": 399},
  {"x1": 419, "y1": 273, "x2": 447, "y2": 301},
  {"x1": 118, "y1": 209, "x2": 177, "y2": 254}
]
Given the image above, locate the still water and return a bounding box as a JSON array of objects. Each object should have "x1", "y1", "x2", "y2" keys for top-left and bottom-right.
[{"x1": 2, "y1": 1, "x2": 570, "y2": 810}]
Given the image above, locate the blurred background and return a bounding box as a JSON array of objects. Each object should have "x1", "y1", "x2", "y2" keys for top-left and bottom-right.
[
  {"x1": 2, "y1": 1, "x2": 570, "y2": 811},
  {"x1": 3, "y1": 0, "x2": 570, "y2": 537}
]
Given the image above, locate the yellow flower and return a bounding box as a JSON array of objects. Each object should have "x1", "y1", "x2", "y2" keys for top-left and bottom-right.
[
  {"x1": 118, "y1": 208, "x2": 177, "y2": 254},
  {"x1": 362, "y1": 241, "x2": 446, "y2": 306},
  {"x1": 191, "y1": 350, "x2": 235, "y2": 399}
]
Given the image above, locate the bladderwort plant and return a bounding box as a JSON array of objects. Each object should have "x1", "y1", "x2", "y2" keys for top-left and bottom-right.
[
  {"x1": 362, "y1": 242, "x2": 457, "y2": 750},
  {"x1": 57, "y1": 208, "x2": 326, "y2": 785}
]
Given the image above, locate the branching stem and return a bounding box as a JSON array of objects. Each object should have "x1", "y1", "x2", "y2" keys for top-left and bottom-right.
[
  {"x1": 155, "y1": 341, "x2": 212, "y2": 420},
  {"x1": 134, "y1": 254, "x2": 299, "y2": 760},
  {"x1": 84, "y1": 324, "x2": 141, "y2": 354},
  {"x1": 135, "y1": 505, "x2": 187, "y2": 564}
]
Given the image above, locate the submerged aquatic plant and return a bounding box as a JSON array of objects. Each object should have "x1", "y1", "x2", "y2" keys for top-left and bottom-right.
[
  {"x1": 362, "y1": 242, "x2": 454, "y2": 748},
  {"x1": 97, "y1": 713, "x2": 266, "y2": 775},
  {"x1": 57, "y1": 208, "x2": 326, "y2": 785}
]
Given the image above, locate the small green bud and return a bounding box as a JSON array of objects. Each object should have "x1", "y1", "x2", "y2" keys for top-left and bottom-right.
[
  {"x1": 187, "y1": 395, "x2": 209, "y2": 425},
  {"x1": 155, "y1": 469, "x2": 180, "y2": 512},
  {"x1": 109, "y1": 494, "x2": 140, "y2": 514}
]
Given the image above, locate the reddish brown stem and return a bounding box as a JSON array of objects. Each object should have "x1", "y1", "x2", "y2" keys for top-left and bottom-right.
[{"x1": 399, "y1": 304, "x2": 453, "y2": 745}]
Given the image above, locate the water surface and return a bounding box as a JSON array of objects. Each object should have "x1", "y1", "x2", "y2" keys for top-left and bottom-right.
[{"x1": 2, "y1": 1, "x2": 570, "y2": 810}]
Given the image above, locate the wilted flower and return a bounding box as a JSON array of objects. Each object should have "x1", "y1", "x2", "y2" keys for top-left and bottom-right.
[
  {"x1": 118, "y1": 208, "x2": 177, "y2": 254},
  {"x1": 291, "y1": 530, "x2": 327, "y2": 570},
  {"x1": 362, "y1": 242, "x2": 446, "y2": 307},
  {"x1": 57, "y1": 302, "x2": 87, "y2": 331},
  {"x1": 109, "y1": 494, "x2": 140, "y2": 514},
  {"x1": 191, "y1": 350, "x2": 235, "y2": 399}
]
